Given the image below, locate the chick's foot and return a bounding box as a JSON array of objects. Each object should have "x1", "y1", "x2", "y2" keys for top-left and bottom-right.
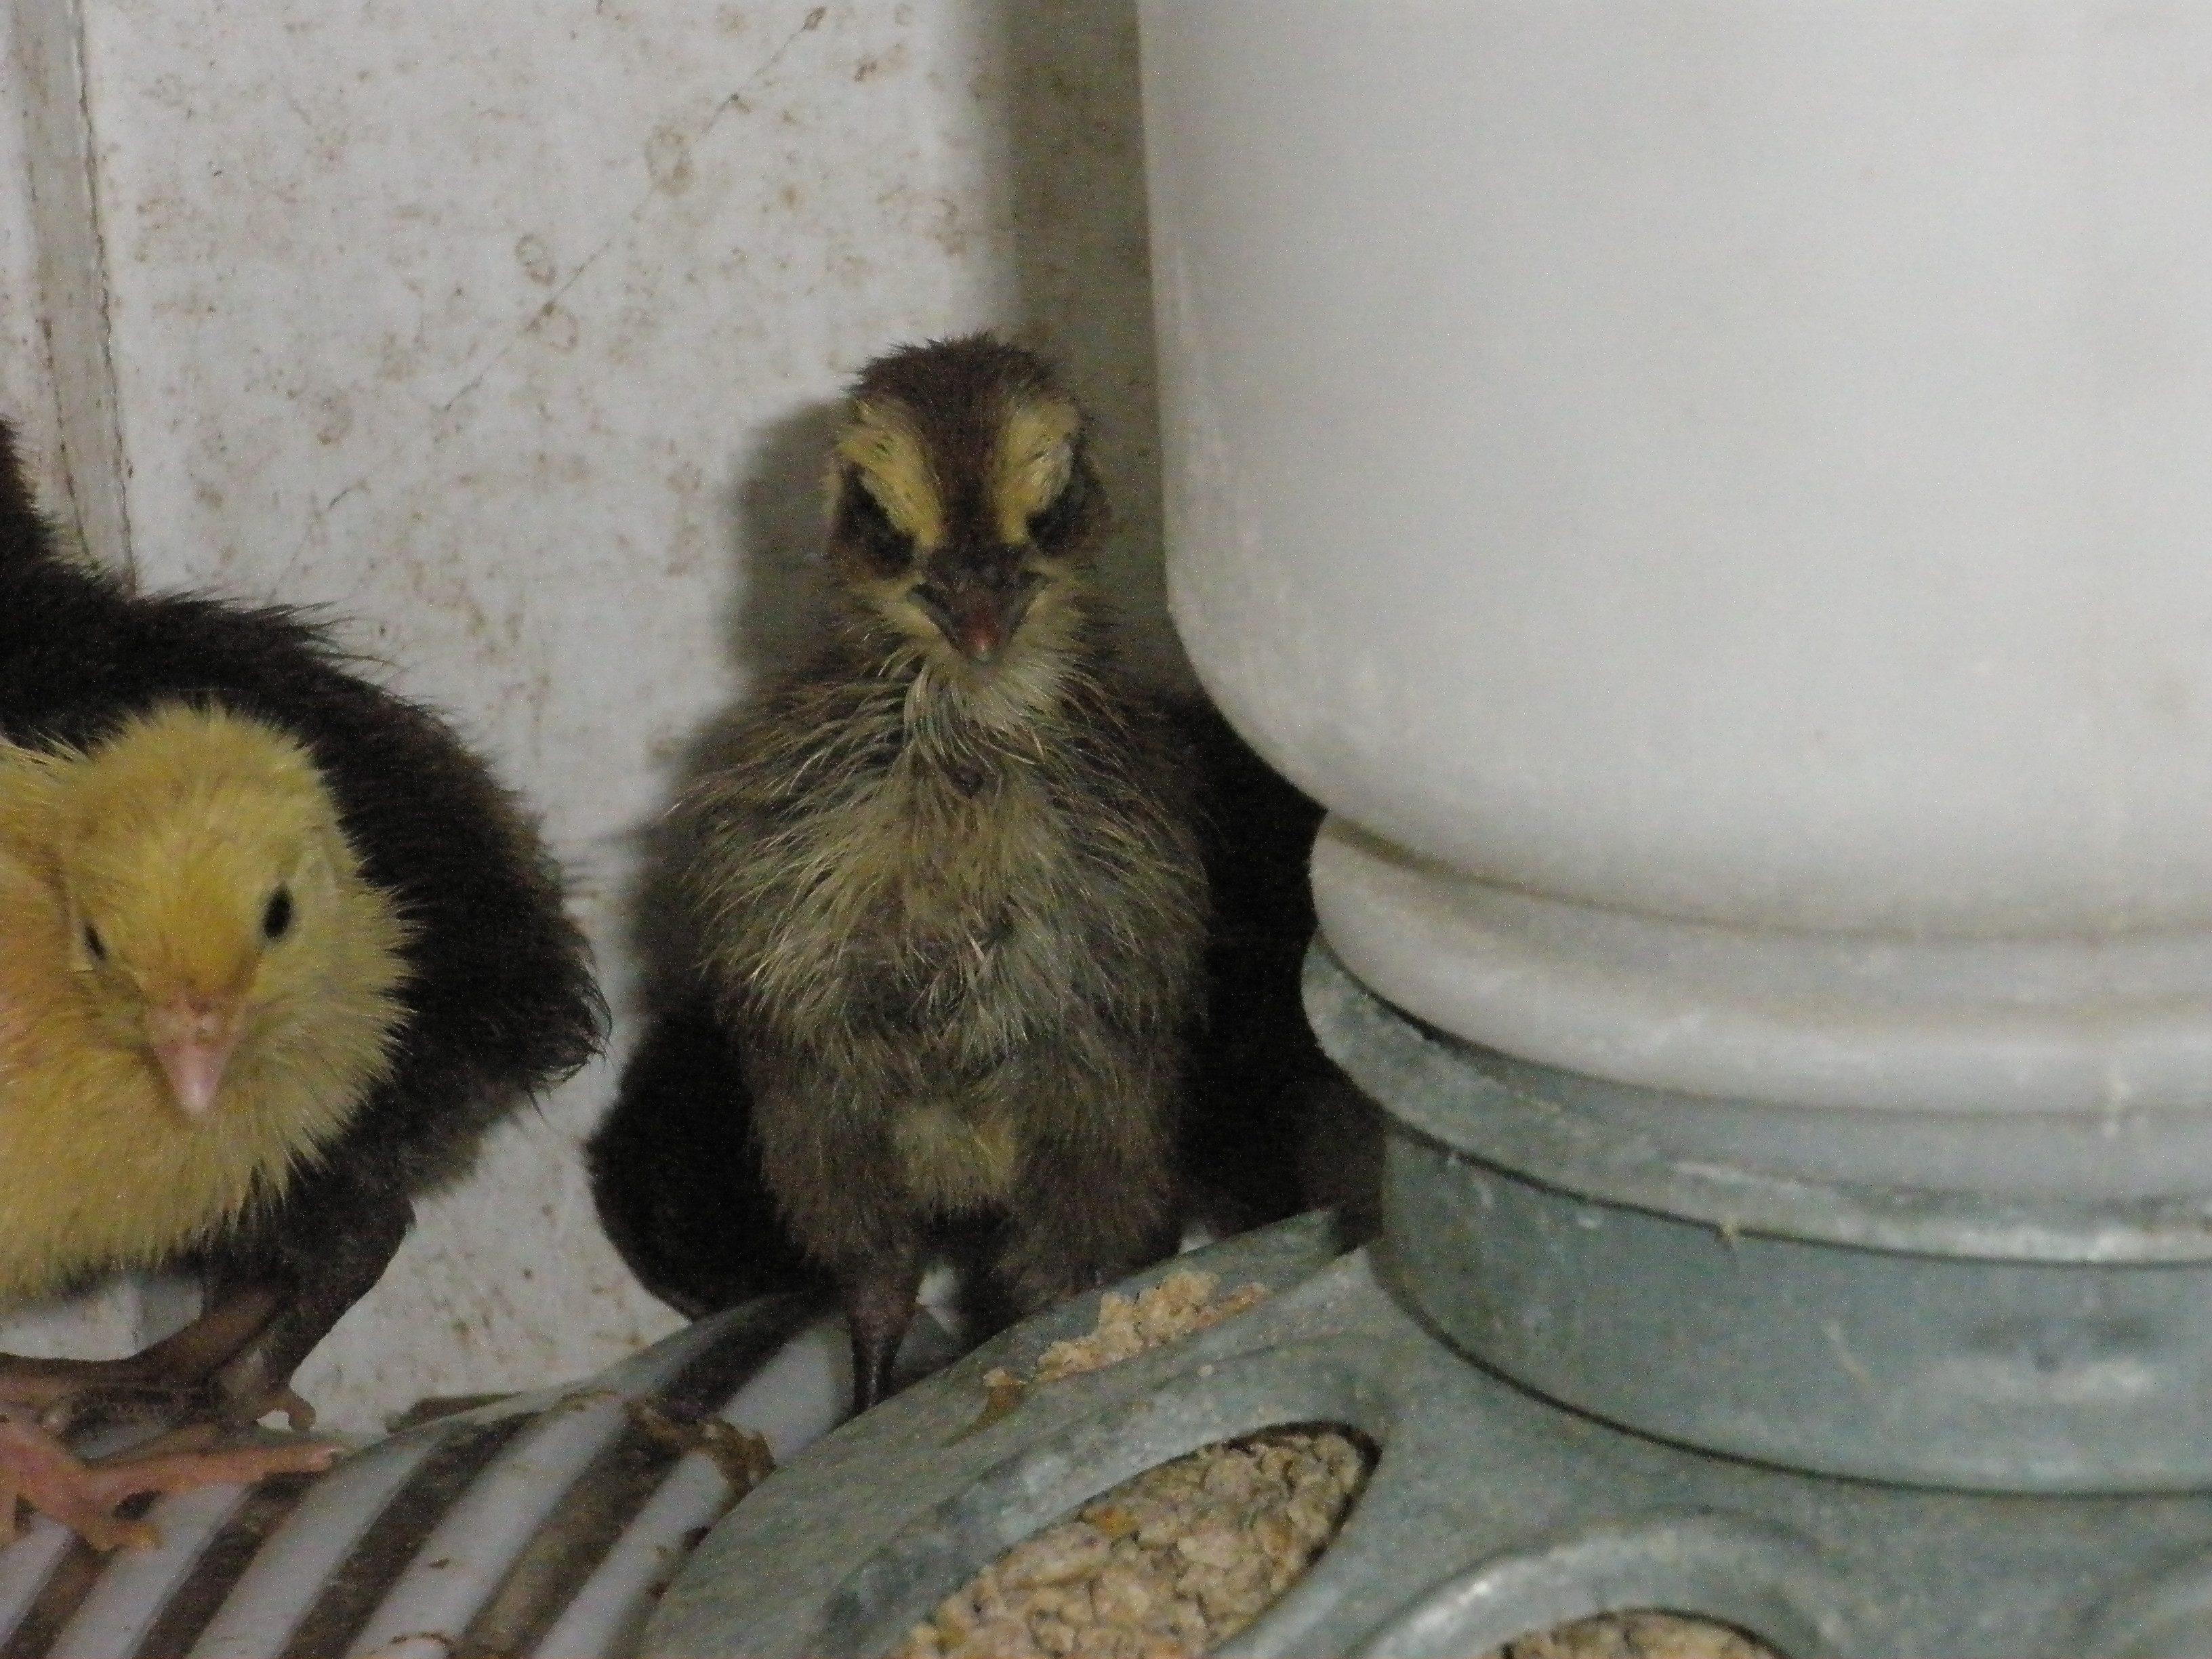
[
  {"x1": 0, "y1": 1405, "x2": 336, "y2": 1551},
  {"x1": 0, "y1": 1284, "x2": 287, "y2": 1436}
]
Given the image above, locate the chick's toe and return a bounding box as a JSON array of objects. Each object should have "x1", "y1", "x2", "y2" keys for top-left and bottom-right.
[{"x1": 0, "y1": 1403, "x2": 335, "y2": 1551}]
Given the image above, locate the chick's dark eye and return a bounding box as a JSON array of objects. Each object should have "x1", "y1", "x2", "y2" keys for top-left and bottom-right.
[
  {"x1": 81, "y1": 922, "x2": 104, "y2": 962},
  {"x1": 262, "y1": 887, "x2": 293, "y2": 941},
  {"x1": 842, "y1": 475, "x2": 916, "y2": 577},
  {"x1": 1027, "y1": 463, "x2": 1092, "y2": 546}
]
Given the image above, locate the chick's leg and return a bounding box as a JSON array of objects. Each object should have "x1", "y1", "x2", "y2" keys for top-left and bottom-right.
[
  {"x1": 0, "y1": 1166, "x2": 412, "y2": 1439},
  {"x1": 996, "y1": 1057, "x2": 1179, "y2": 1315},
  {"x1": 750, "y1": 1060, "x2": 923, "y2": 1415},
  {"x1": 197, "y1": 1163, "x2": 415, "y2": 1429},
  {"x1": 842, "y1": 1247, "x2": 925, "y2": 1414},
  {"x1": 0, "y1": 1404, "x2": 335, "y2": 1552},
  {"x1": 0, "y1": 1286, "x2": 286, "y2": 1434}
]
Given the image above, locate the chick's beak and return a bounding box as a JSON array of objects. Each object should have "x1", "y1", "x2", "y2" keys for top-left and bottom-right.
[
  {"x1": 149, "y1": 996, "x2": 245, "y2": 1118},
  {"x1": 918, "y1": 571, "x2": 1040, "y2": 665}
]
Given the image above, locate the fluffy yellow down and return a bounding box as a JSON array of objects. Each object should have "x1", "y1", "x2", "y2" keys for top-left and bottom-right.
[{"x1": 0, "y1": 704, "x2": 410, "y2": 1303}]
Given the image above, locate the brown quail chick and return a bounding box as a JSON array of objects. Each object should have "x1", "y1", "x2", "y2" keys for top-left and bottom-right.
[{"x1": 684, "y1": 336, "x2": 1207, "y2": 1412}]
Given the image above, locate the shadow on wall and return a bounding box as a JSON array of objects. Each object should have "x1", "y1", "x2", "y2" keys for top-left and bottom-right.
[
  {"x1": 594, "y1": 360, "x2": 878, "y2": 1313},
  {"x1": 588, "y1": 405, "x2": 844, "y2": 1317},
  {"x1": 996, "y1": 0, "x2": 1187, "y2": 692},
  {"x1": 621, "y1": 399, "x2": 839, "y2": 1017},
  {"x1": 722, "y1": 403, "x2": 842, "y2": 689}
]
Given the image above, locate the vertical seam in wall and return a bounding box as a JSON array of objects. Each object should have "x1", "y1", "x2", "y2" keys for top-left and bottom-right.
[{"x1": 16, "y1": 0, "x2": 131, "y2": 581}]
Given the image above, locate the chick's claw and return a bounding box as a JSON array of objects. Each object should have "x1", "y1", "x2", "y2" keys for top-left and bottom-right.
[
  {"x1": 0, "y1": 1404, "x2": 337, "y2": 1552},
  {"x1": 243, "y1": 1384, "x2": 317, "y2": 1434}
]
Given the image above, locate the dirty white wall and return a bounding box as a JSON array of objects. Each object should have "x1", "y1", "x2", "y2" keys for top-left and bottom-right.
[{"x1": 0, "y1": 0, "x2": 1173, "y2": 1433}]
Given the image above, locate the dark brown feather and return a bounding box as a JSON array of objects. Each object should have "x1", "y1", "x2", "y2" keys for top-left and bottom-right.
[{"x1": 587, "y1": 993, "x2": 819, "y2": 1318}]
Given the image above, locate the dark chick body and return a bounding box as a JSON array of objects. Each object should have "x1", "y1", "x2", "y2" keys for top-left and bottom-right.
[
  {"x1": 684, "y1": 338, "x2": 1206, "y2": 1410},
  {"x1": 0, "y1": 426, "x2": 602, "y2": 1428},
  {"x1": 1173, "y1": 701, "x2": 1332, "y2": 1231},
  {"x1": 588, "y1": 993, "x2": 815, "y2": 1319}
]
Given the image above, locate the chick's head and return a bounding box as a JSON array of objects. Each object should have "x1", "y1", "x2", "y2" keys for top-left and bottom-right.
[
  {"x1": 48, "y1": 704, "x2": 410, "y2": 1120},
  {"x1": 827, "y1": 336, "x2": 1105, "y2": 685}
]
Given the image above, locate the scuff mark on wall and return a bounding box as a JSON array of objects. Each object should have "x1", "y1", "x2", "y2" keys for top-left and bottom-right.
[
  {"x1": 289, "y1": 3, "x2": 832, "y2": 579},
  {"x1": 514, "y1": 232, "x2": 558, "y2": 286}
]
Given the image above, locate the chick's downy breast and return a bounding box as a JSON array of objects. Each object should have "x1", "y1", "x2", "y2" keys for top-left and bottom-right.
[{"x1": 719, "y1": 758, "x2": 1076, "y2": 1042}]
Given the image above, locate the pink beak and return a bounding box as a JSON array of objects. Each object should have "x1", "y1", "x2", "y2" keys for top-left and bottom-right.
[
  {"x1": 945, "y1": 585, "x2": 1012, "y2": 663},
  {"x1": 152, "y1": 1000, "x2": 243, "y2": 1118}
]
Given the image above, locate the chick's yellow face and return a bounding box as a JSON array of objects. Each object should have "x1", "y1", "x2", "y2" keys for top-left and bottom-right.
[
  {"x1": 52, "y1": 709, "x2": 374, "y2": 1118},
  {"x1": 830, "y1": 388, "x2": 1095, "y2": 676},
  {"x1": 68, "y1": 808, "x2": 332, "y2": 1090}
]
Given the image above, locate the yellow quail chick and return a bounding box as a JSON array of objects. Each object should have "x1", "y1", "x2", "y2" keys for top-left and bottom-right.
[
  {"x1": 0, "y1": 704, "x2": 409, "y2": 1547},
  {"x1": 0, "y1": 422, "x2": 601, "y2": 1448}
]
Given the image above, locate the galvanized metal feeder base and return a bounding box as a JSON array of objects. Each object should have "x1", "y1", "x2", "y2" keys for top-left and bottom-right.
[{"x1": 647, "y1": 949, "x2": 2212, "y2": 1659}]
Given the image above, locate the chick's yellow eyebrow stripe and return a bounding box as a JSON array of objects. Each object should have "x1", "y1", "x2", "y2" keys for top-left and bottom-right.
[
  {"x1": 993, "y1": 396, "x2": 1081, "y2": 544},
  {"x1": 838, "y1": 400, "x2": 945, "y2": 550}
]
